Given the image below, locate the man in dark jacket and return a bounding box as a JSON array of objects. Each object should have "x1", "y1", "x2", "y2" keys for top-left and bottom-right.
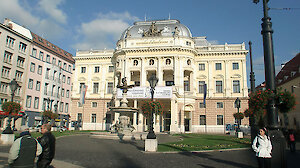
[
  {"x1": 8, "y1": 130, "x2": 42, "y2": 168},
  {"x1": 37, "y1": 124, "x2": 56, "y2": 168}
]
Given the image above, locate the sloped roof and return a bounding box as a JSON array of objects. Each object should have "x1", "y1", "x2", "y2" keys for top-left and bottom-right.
[{"x1": 276, "y1": 53, "x2": 300, "y2": 86}]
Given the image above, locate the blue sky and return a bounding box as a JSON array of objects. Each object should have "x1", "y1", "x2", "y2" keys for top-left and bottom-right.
[{"x1": 0, "y1": 0, "x2": 299, "y2": 86}]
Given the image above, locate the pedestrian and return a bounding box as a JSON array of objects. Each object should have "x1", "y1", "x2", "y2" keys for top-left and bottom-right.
[
  {"x1": 37, "y1": 124, "x2": 56, "y2": 168},
  {"x1": 288, "y1": 129, "x2": 296, "y2": 152},
  {"x1": 252, "y1": 127, "x2": 272, "y2": 168},
  {"x1": 8, "y1": 129, "x2": 42, "y2": 168}
]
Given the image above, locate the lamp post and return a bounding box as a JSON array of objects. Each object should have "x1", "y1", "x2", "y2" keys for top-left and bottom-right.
[
  {"x1": 147, "y1": 74, "x2": 158, "y2": 139},
  {"x1": 2, "y1": 79, "x2": 19, "y2": 134},
  {"x1": 234, "y1": 97, "x2": 241, "y2": 132},
  {"x1": 253, "y1": 0, "x2": 286, "y2": 167}
]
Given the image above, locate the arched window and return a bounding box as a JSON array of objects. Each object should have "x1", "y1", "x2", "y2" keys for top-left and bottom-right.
[
  {"x1": 166, "y1": 59, "x2": 171, "y2": 65},
  {"x1": 133, "y1": 60, "x2": 138, "y2": 66},
  {"x1": 187, "y1": 59, "x2": 191, "y2": 65},
  {"x1": 149, "y1": 59, "x2": 154, "y2": 65}
]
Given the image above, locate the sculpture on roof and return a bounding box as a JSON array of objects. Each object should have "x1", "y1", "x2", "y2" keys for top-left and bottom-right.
[{"x1": 143, "y1": 22, "x2": 163, "y2": 37}]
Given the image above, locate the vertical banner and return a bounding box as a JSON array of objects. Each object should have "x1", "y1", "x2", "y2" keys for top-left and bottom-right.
[
  {"x1": 203, "y1": 84, "x2": 207, "y2": 107},
  {"x1": 79, "y1": 85, "x2": 88, "y2": 106}
]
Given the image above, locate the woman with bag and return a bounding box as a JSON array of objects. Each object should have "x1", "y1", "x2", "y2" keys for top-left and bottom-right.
[{"x1": 252, "y1": 127, "x2": 272, "y2": 168}]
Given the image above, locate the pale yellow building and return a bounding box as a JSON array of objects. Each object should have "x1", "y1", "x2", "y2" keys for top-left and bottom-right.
[{"x1": 71, "y1": 19, "x2": 249, "y2": 133}]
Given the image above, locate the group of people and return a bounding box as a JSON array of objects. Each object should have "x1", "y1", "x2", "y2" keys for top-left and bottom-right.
[
  {"x1": 252, "y1": 127, "x2": 297, "y2": 168},
  {"x1": 8, "y1": 123, "x2": 56, "y2": 168}
]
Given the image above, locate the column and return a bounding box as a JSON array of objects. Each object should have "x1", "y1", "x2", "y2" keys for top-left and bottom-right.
[
  {"x1": 133, "y1": 100, "x2": 137, "y2": 131},
  {"x1": 138, "y1": 110, "x2": 144, "y2": 132},
  {"x1": 170, "y1": 99, "x2": 178, "y2": 133},
  {"x1": 157, "y1": 57, "x2": 163, "y2": 86},
  {"x1": 141, "y1": 58, "x2": 147, "y2": 86}
]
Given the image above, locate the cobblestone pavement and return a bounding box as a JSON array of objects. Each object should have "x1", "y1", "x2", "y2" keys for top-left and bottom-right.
[{"x1": 1, "y1": 133, "x2": 299, "y2": 168}]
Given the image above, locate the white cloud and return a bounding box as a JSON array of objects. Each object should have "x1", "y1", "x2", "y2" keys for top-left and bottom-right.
[
  {"x1": 72, "y1": 11, "x2": 140, "y2": 50},
  {"x1": 0, "y1": 0, "x2": 67, "y2": 41},
  {"x1": 38, "y1": 0, "x2": 67, "y2": 24}
]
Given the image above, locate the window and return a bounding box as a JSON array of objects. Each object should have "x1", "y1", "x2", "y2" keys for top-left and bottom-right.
[
  {"x1": 165, "y1": 81, "x2": 174, "y2": 86},
  {"x1": 32, "y1": 48, "x2": 37, "y2": 57},
  {"x1": 92, "y1": 102, "x2": 97, "y2": 107},
  {"x1": 184, "y1": 80, "x2": 190, "y2": 91},
  {"x1": 58, "y1": 60, "x2": 62, "y2": 67},
  {"x1": 166, "y1": 59, "x2": 171, "y2": 65},
  {"x1": 28, "y1": 79, "x2": 33, "y2": 89},
  {"x1": 187, "y1": 59, "x2": 191, "y2": 65},
  {"x1": 3, "y1": 51, "x2": 12, "y2": 63},
  {"x1": 46, "y1": 55, "x2": 50, "y2": 63},
  {"x1": 149, "y1": 59, "x2": 154, "y2": 65},
  {"x1": 19, "y1": 42, "x2": 27, "y2": 52},
  {"x1": 78, "y1": 102, "x2": 82, "y2": 107},
  {"x1": 36, "y1": 81, "x2": 41, "y2": 91},
  {"x1": 34, "y1": 97, "x2": 39, "y2": 109},
  {"x1": 135, "y1": 81, "x2": 140, "y2": 86},
  {"x1": 233, "y1": 80, "x2": 240, "y2": 93},
  {"x1": 107, "y1": 102, "x2": 112, "y2": 108},
  {"x1": 62, "y1": 75, "x2": 66, "y2": 83},
  {"x1": 30, "y1": 63, "x2": 35, "y2": 72},
  {"x1": 133, "y1": 60, "x2": 138, "y2": 66},
  {"x1": 37, "y1": 65, "x2": 42, "y2": 75},
  {"x1": 199, "y1": 102, "x2": 205, "y2": 108},
  {"x1": 91, "y1": 114, "x2": 96, "y2": 123},
  {"x1": 39, "y1": 51, "x2": 44, "y2": 61},
  {"x1": 15, "y1": 71, "x2": 23, "y2": 81},
  {"x1": 198, "y1": 81, "x2": 205, "y2": 93},
  {"x1": 233, "y1": 63, "x2": 239, "y2": 70},
  {"x1": 68, "y1": 65, "x2": 71, "y2": 72},
  {"x1": 107, "y1": 82, "x2": 113, "y2": 94},
  {"x1": 216, "y1": 81, "x2": 223, "y2": 93},
  {"x1": 67, "y1": 77, "x2": 70, "y2": 84},
  {"x1": 77, "y1": 113, "x2": 82, "y2": 122},
  {"x1": 81, "y1": 67, "x2": 86, "y2": 73},
  {"x1": 200, "y1": 115, "x2": 206, "y2": 125},
  {"x1": 93, "y1": 83, "x2": 99, "y2": 93},
  {"x1": 199, "y1": 63, "x2": 205, "y2": 71},
  {"x1": 1, "y1": 67, "x2": 10, "y2": 78},
  {"x1": 17, "y1": 56, "x2": 25, "y2": 68},
  {"x1": 108, "y1": 66, "x2": 114, "y2": 72},
  {"x1": 61, "y1": 88, "x2": 65, "y2": 97},
  {"x1": 46, "y1": 68, "x2": 50, "y2": 79},
  {"x1": 217, "y1": 115, "x2": 223, "y2": 125},
  {"x1": 217, "y1": 102, "x2": 223, "y2": 108},
  {"x1": 52, "y1": 58, "x2": 56, "y2": 65},
  {"x1": 65, "y1": 103, "x2": 69, "y2": 113},
  {"x1": 79, "y1": 83, "x2": 85, "y2": 93},
  {"x1": 66, "y1": 90, "x2": 69, "y2": 98},
  {"x1": 216, "y1": 63, "x2": 222, "y2": 70},
  {"x1": 95, "y1": 66, "x2": 100, "y2": 73},
  {"x1": 6, "y1": 36, "x2": 15, "y2": 48},
  {"x1": 60, "y1": 102, "x2": 64, "y2": 112},
  {"x1": 63, "y1": 63, "x2": 67, "y2": 70},
  {"x1": 26, "y1": 96, "x2": 32, "y2": 108}
]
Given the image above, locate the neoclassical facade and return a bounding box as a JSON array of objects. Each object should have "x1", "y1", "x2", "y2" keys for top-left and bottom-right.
[{"x1": 71, "y1": 19, "x2": 249, "y2": 133}]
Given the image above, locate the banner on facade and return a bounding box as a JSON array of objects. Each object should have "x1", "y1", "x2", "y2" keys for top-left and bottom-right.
[{"x1": 117, "y1": 86, "x2": 172, "y2": 99}]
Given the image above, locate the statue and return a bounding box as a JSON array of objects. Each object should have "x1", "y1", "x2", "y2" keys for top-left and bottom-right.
[
  {"x1": 173, "y1": 26, "x2": 180, "y2": 37},
  {"x1": 143, "y1": 22, "x2": 163, "y2": 37},
  {"x1": 117, "y1": 77, "x2": 135, "y2": 94}
]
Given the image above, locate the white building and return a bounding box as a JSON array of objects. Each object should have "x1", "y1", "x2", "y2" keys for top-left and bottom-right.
[{"x1": 71, "y1": 19, "x2": 249, "y2": 133}]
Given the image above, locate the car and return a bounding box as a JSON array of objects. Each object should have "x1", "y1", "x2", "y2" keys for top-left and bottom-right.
[
  {"x1": 29, "y1": 125, "x2": 42, "y2": 132},
  {"x1": 58, "y1": 126, "x2": 68, "y2": 132}
]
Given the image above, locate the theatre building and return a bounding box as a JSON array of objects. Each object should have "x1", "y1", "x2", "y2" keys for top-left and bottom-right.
[{"x1": 71, "y1": 19, "x2": 249, "y2": 133}]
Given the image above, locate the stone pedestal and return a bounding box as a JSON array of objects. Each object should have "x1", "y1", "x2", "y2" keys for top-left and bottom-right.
[
  {"x1": 237, "y1": 132, "x2": 243, "y2": 138},
  {"x1": 1, "y1": 133, "x2": 15, "y2": 145},
  {"x1": 145, "y1": 138, "x2": 158, "y2": 152}
]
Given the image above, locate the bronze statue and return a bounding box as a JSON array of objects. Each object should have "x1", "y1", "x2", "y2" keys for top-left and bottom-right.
[{"x1": 117, "y1": 77, "x2": 135, "y2": 93}]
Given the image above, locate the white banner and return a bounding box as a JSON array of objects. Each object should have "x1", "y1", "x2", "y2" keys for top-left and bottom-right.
[{"x1": 117, "y1": 86, "x2": 172, "y2": 99}]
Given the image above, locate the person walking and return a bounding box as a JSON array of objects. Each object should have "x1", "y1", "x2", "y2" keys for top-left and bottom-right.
[
  {"x1": 288, "y1": 129, "x2": 296, "y2": 153},
  {"x1": 252, "y1": 127, "x2": 272, "y2": 168},
  {"x1": 37, "y1": 124, "x2": 56, "y2": 168},
  {"x1": 8, "y1": 130, "x2": 42, "y2": 168}
]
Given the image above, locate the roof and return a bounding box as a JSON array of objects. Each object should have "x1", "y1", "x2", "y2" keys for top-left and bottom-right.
[
  {"x1": 31, "y1": 32, "x2": 75, "y2": 64},
  {"x1": 276, "y1": 53, "x2": 300, "y2": 86}
]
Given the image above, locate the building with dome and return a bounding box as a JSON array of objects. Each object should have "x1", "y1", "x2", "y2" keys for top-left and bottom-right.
[{"x1": 71, "y1": 19, "x2": 249, "y2": 133}]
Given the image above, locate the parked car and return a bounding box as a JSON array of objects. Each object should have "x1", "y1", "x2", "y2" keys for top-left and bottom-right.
[
  {"x1": 29, "y1": 125, "x2": 42, "y2": 132},
  {"x1": 59, "y1": 126, "x2": 68, "y2": 132}
]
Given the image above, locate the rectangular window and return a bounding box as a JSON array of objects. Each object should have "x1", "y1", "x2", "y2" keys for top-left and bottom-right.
[
  {"x1": 15, "y1": 71, "x2": 23, "y2": 81},
  {"x1": 67, "y1": 77, "x2": 70, "y2": 84},
  {"x1": 17, "y1": 56, "x2": 25, "y2": 68},
  {"x1": 60, "y1": 102, "x2": 64, "y2": 112},
  {"x1": 93, "y1": 83, "x2": 99, "y2": 93},
  {"x1": 199, "y1": 63, "x2": 205, "y2": 71},
  {"x1": 198, "y1": 81, "x2": 205, "y2": 93},
  {"x1": 63, "y1": 63, "x2": 67, "y2": 70},
  {"x1": 1, "y1": 67, "x2": 10, "y2": 78},
  {"x1": 68, "y1": 65, "x2": 71, "y2": 72},
  {"x1": 107, "y1": 82, "x2": 113, "y2": 94},
  {"x1": 58, "y1": 60, "x2": 62, "y2": 67},
  {"x1": 30, "y1": 63, "x2": 35, "y2": 72},
  {"x1": 3, "y1": 51, "x2": 12, "y2": 63},
  {"x1": 233, "y1": 63, "x2": 239, "y2": 70},
  {"x1": 91, "y1": 114, "x2": 97, "y2": 123},
  {"x1": 37, "y1": 65, "x2": 42, "y2": 75},
  {"x1": 46, "y1": 68, "x2": 50, "y2": 79},
  {"x1": 199, "y1": 102, "x2": 205, "y2": 108},
  {"x1": 26, "y1": 96, "x2": 32, "y2": 108},
  {"x1": 32, "y1": 48, "x2": 37, "y2": 57},
  {"x1": 6, "y1": 36, "x2": 15, "y2": 48},
  {"x1": 184, "y1": 80, "x2": 190, "y2": 91},
  {"x1": 79, "y1": 83, "x2": 85, "y2": 93},
  {"x1": 92, "y1": 102, "x2": 98, "y2": 107},
  {"x1": 216, "y1": 81, "x2": 223, "y2": 93},
  {"x1": 81, "y1": 67, "x2": 86, "y2": 73},
  {"x1": 39, "y1": 51, "x2": 44, "y2": 61},
  {"x1": 217, "y1": 115, "x2": 224, "y2": 125},
  {"x1": 95, "y1": 66, "x2": 100, "y2": 73},
  {"x1": 62, "y1": 75, "x2": 66, "y2": 83},
  {"x1": 217, "y1": 102, "x2": 223, "y2": 108},
  {"x1": 65, "y1": 103, "x2": 69, "y2": 113},
  {"x1": 28, "y1": 79, "x2": 33, "y2": 89},
  {"x1": 19, "y1": 42, "x2": 27, "y2": 52},
  {"x1": 200, "y1": 115, "x2": 206, "y2": 125},
  {"x1": 108, "y1": 66, "x2": 114, "y2": 72},
  {"x1": 46, "y1": 55, "x2": 50, "y2": 63},
  {"x1": 233, "y1": 80, "x2": 240, "y2": 93},
  {"x1": 61, "y1": 88, "x2": 65, "y2": 97},
  {"x1": 77, "y1": 113, "x2": 82, "y2": 121},
  {"x1": 66, "y1": 90, "x2": 69, "y2": 98},
  {"x1": 34, "y1": 97, "x2": 39, "y2": 109},
  {"x1": 52, "y1": 58, "x2": 56, "y2": 65},
  {"x1": 36, "y1": 81, "x2": 41, "y2": 91},
  {"x1": 216, "y1": 63, "x2": 222, "y2": 70}
]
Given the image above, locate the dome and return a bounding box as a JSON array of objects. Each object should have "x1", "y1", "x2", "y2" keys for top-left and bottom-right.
[{"x1": 120, "y1": 19, "x2": 192, "y2": 40}]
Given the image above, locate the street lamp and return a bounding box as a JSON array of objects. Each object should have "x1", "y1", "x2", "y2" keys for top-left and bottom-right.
[
  {"x1": 147, "y1": 74, "x2": 158, "y2": 139},
  {"x1": 234, "y1": 97, "x2": 241, "y2": 131},
  {"x1": 253, "y1": 0, "x2": 287, "y2": 167},
  {"x1": 2, "y1": 79, "x2": 19, "y2": 134}
]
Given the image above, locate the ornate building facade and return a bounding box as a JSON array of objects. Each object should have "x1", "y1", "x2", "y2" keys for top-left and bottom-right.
[{"x1": 71, "y1": 19, "x2": 249, "y2": 133}]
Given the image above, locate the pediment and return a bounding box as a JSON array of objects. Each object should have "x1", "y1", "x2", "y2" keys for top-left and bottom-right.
[
  {"x1": 78, "y1": 77, "x2": 86, "y2": 81},
  {"x1": 92, "y1": 77, "x2": 100, "y2": 81},
  {"x1": 231, "y1": 74, "x2": 241, "y2": 78},
  {"x1": 214, "y1": 74, "x2": 224, "y2": 79},
  {"x1": 197, "y1": 75, "x2": 207, "y2": 79}
]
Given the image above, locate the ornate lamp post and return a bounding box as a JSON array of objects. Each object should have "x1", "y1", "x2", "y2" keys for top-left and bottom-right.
[
  {"x1": 2, "y1": 79, "x2": 19, "y2": 134},
  {"x1": 234, "y1": 97, "x2": 241, "y2": 132},
  {"x1": 147, "y1": 74, "x2": 158, "y2": 139},
  {"x1": 253, "y1": 0, "x2": 287, "y2": 167}
]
